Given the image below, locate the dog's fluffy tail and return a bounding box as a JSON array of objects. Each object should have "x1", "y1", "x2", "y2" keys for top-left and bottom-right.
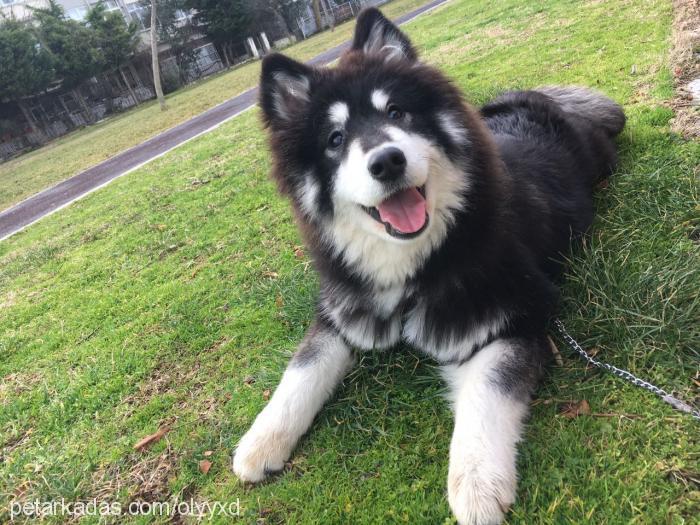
[{"x1": 535, "y1": 86, "x2": 626, "y2": 137}]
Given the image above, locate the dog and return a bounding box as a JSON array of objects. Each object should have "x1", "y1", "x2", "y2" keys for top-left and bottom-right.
[{"x1": 233, "y1": 8, "x2": 625, "y2": 524}]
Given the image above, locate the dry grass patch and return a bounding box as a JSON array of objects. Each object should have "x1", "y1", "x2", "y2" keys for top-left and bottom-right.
[
  {"x1": 0, "y1": 290, "x2": 16, "y2": 309},
  {"x1": 669, "y1": 0, "x2": 700, "y2": 137},
  {"x1": 0, "y1": 371, "x2": 43, "y2": 405},
  {"x1": 432, "y1": 24, "x2": 520, "y2": 66}
]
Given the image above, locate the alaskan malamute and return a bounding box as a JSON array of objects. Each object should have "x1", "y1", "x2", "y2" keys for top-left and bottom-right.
[{"x1": 233, "y1": 8, "x2": 624, "y2": 524}]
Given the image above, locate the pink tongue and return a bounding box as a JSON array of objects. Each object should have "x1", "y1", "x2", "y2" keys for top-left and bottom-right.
[{"x1": 376, "y1": 187, "x2": 427, "y2": 234}]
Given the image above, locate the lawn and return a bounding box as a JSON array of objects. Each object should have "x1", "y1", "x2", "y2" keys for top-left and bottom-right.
[
  {"x1": 0, "y1": 0, "x2": 430, "y2": 212},
  {"x1": 1, "y1": 0, "x2": 699, "y2": 523}
]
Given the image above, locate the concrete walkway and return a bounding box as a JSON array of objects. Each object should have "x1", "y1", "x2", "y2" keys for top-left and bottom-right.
[{"x1": 0, "y1": 0, "x2": 449, "y2": 241}]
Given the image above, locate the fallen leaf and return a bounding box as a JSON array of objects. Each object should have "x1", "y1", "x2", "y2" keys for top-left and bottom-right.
[
  {"x1": 133, "y1": 427, "x2": 169, "y2": 451},
  {"x1": 262, "y1": 271, "x2": 279, "y2": 279},
  {"x1": 275, "y1": 294, "x2": 284, "y2": 308},
  {"x1": 203, "y1": 450, "x2": 213, "y2": 457},
  {"x1": 263, "y1": 389, "x2": 271, "y2": 400},
  {"x1": 559, "y1": 400, "x2": 591, "y2": 418},
  {"x1": 293, "y1": 246, "x2": 305, "y2": 259},
  {"x1": 244, "y1": 375, "x2": 255, "y2": 385},
  {"x1": 199, "y1": 460, "x2": 212, "y2": 474},
  {"x1": 13, "y1": 481, "x2": 31, "y2": 499}
]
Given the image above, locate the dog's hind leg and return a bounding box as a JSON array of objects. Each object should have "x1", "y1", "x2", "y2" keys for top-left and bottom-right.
[
  {"x1": 233, "y1": 318, "x2": 354, "y2": 482},
  {"x1": 441, "y1": 336, "x2": 550, "y2": 525}
]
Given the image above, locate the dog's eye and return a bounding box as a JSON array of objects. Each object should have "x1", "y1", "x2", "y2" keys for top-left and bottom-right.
[
  {"x1": 387, "y1": 104, "x2": 404, "y2": 120},
  {"x1": 328, "y1": 130, "x2": 344, "y2": 149}
]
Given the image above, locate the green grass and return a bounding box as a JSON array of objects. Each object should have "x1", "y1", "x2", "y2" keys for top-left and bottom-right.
[
  {"x1": 0, "y1": 0, "x2": 429, "y2": 212},
  {"x1": 1, "y1": 0, "x2": 699, "y2": 523}
]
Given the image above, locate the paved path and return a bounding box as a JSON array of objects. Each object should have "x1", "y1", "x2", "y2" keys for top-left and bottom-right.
[{"x1": 0, "y1": 0, "x2": 449, "y2": 241}]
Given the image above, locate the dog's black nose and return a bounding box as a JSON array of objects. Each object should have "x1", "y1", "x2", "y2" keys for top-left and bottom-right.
[{"x1": 368, "y1": 147, "x2": 406, "y2": 182}]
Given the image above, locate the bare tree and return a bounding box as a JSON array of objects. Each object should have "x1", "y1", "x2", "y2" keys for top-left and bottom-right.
[
  {"x1": 150, "y1": 0, "x2": 167, "y2": 111},
  {"x1": 311, "y1": 0, "x2": 322, "y2": 30}
]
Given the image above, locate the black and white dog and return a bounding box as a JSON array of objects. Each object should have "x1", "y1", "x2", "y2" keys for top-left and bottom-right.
[{"x1": 233, "y1": 8, "x2": 624, "y2": 524}]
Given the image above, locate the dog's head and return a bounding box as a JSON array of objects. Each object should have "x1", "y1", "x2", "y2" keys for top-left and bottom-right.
[{"x1": 259, "y1": 9, "x2": 479, "y2": 281}]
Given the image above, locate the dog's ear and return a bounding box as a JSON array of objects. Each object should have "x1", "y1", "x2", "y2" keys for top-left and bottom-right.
[
  {"x1": 351, "y1": 8, "x2": 417, "y2": 62},
  {"x1": 260, "y1": 53, "x2": 314, "y2": 127}
]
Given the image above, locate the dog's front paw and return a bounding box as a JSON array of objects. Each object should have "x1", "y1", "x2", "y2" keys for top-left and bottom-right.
[
  {"x1": 447, "y1": 456, "x2": 516, "y2": 525},
  {"x1": 232, "y1": 426, "x2": 290, "y2": 483}
]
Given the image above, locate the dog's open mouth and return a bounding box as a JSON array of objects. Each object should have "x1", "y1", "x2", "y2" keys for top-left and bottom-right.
[{"x1": 363, "y1": 185, "x2": 429, "y2": 239}]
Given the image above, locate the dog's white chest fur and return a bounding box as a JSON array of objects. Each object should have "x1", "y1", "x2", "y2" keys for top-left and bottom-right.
[{"x1": 323, "y1": 281, "x2": 504, "y2": 363}]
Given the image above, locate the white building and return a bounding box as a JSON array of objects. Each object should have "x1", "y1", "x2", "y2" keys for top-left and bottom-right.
[{"x1": 1, "y1": 0, "x2": 148, "y2": 25}]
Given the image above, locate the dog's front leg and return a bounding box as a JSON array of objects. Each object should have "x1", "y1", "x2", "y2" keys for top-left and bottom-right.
[
  {"x1": 441, "y1": 337, "x2": 549, "y2": 525},
  {"x1": 233, "y1": 319, "x2": 353, "y2": 482}
]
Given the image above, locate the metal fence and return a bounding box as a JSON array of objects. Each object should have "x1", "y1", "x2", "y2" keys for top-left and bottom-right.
[{"x1": 296, "y1": 0, "x2": 391, "y2": 39}]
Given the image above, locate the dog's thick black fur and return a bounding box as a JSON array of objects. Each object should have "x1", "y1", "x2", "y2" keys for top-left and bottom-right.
[{"x1": 234, "y1": 8, "x2": 625, "y2": 524}]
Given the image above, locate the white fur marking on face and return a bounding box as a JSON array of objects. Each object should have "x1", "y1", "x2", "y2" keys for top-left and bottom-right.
[
  {"x1": 329, "y1": 102, "x2": 350, "y2": 126},
  {"x1": 334, "y1": 139, "x2": 387, "y2": 208},
  {"x1": 327, "y1": 127, "x2": 469, "y2": 286},
  {"x1": 441, "y1": 340, "x2": 526, "y2": 525},
  {"x1": 371, "y1": 89, "x2": 389, "y2": 112},
  {"x1": 438, "y1": 112, "x2": 469, "y2": 145}
]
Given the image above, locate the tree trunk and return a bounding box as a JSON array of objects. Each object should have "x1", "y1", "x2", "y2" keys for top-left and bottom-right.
[
  {"x1": 120, "y1": 67, "x2": 140, "y2": 106},
  {"x1": 274, "y1": 10, "x2": 293, "y2": 36},
  {"x1": 214, "y1": 43, "x2": 226, "y2": 67},
  {"x1": 323, "y1": 0, "x2": 335, "y2": 30},
  {"x1": 57, "y1": 95, "x2": 74, "y2": 129},
  {"x1": 128, "y1": 62, "x2": 143, "y2": 87},
  {"x1": 72, "y1": 87, "x2": 94, "y2": 123},
  {"x1": 58, "y1": 95, "x2": 70, "y2": 114},
  {"x1": 17, "y1": 100, "x2": 44, "y2": 140},
  {"x1": 228, "y1": 43, "x2": 236, "y2": 65},
  {"x1": 224, "y1": 43, "x2": 233, "y2": 66},
  {"x1": 312, "y1": 0, "x2": 323, "y2": 31},
  {"x1": 221, "y1": 43, "x2": 230, "y2": 67},
  {"x1": 142, "y1": 60, "x2": 156, "y2": 90},
  {"x1": 151, "y1": 0, "x2": 167, "y2": 111}
]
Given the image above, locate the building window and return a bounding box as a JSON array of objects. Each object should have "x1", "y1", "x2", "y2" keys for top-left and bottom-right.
[
  {"x1": 66, "y1": 6, "x2": 88, "y2": 20},
  {"x1": 97, "y1": 0, "x2": 120, "y2": 11},
  {"x1": 194, "y1": 43, "x2": 221, "y2": 73},
  {"x1": 127, "y1": 3, "x2": 149, "y2": 30}
]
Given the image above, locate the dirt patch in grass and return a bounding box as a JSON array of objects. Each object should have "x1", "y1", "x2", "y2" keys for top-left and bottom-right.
[
  {"x1": 120, "y1": 363, "x2": 200, "y2": 420},
  {"x1": 90, "y1": 444, "x2": 182, "y2": 508},
  {"x1": 0, "y1": 428, "x2": 34, "y2": 460},
  {"x1": 669, "y1": 0, "x2": 700, "y2": 137},
  {"x1": 629, "y1": 59, "x2": 665, "y2": 106},
  {"x1": 0, "y1": 371, "x2": 43, "y2": 403},
  {"x1": 433, "y1": 24, "x2": 522, "y2": 65},
  {"x1": 0, "y1": 290, "x2": 17, "y2": 309},
  {"x1": 126, "y1": 447, "x2": 180, "y2": 502}
]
